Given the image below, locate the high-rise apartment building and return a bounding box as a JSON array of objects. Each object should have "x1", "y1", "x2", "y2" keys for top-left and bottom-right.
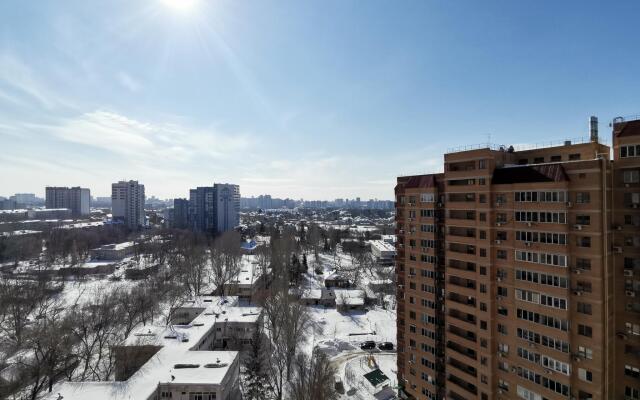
[
  {"x1": 612, "y1": 117, "x2": 640, "y2": 400},
  {"x1": 172, "y1": 198, "x2": 189, "y2": 229},
  {"x1": 111, "y1": 180, "x2": 145, "y2": 230},
  {"x1": 188, "y1": 183, "x2": 240, "y2": 234},
  {"x1": 396, "y1": 116, "x2": 640, "y2": 400},
  {"x1": 45, "y1": 186, "x2": 90, "y2": 217}
]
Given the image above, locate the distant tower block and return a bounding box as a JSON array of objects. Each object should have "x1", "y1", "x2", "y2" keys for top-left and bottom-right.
[{"x1": 590, "y1": 115, "x2": 598, "y2": 142}]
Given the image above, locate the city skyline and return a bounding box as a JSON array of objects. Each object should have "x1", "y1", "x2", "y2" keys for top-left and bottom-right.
[{"x1": 2, "y1": 0, "x2": 640, "y2": 199}]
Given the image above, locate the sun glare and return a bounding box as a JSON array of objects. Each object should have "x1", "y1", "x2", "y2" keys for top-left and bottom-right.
[{"x1": 161, "y1": 0, "x2": 199, "y2": 12}]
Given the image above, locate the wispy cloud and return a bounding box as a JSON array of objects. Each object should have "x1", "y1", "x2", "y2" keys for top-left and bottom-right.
[
  {"x1": 116, "y1": 71, "x2": 141, "y2": 92},
  {"x1": 50, "y1": 110, "x2": 254, "y2": 163},
  {"x1": 0, "y1": 52, "x2": 76, "y2": 110}
]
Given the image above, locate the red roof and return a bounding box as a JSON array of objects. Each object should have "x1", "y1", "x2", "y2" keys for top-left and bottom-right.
[
  {"x1": 395, "y1": 174, "x2": 438, "y2": 193},
  {"x1": 614, "y1": 119, "x2": 640, "y2": 137}
]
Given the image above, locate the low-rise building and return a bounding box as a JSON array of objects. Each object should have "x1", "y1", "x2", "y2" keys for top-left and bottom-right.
[
  {"x1": 89, "y1": 242, "x2": 136, "y2": 260},
  {"x1": 48, "y1": 297, "x2": 253, "y2": 400},
  {"x1": 223, "y1": 255, "x2": 264, "y2": 299},
  {"x1": 369, "y1": 240, "x2": 396, "y2": 266},
  {"x1": 171, "y1": 296, "x2": 262, "y2": 351},
  {"x1": 324, "y1": 272, "x2": 351, "y2": 288}
]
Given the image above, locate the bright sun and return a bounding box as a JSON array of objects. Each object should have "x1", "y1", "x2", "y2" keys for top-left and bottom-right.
[{"x1": 161, "y1": 0, "x2": 199, "y2": 12}]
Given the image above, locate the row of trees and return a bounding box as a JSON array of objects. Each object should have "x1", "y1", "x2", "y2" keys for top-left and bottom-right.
[
  {"x1": 243, "y1": 281, "x2": 337, "y2": 400},
  {"x1": 0, "y1": 274, "x2": 189, "y2": 399}
]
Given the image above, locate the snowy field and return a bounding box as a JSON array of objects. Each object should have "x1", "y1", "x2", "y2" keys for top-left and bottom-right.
[{"x1": 300, "y1": 247, "x2": 398, "y2": 400}]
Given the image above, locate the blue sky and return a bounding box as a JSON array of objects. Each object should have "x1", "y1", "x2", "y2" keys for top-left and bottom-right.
[{"x1": 1, "y1": 0, "x2": 639, "y2": 200}]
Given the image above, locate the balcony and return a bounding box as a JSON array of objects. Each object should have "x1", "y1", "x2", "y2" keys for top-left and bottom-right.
[
  {"x1": 447, "y1": 373, "x2": 478, "y2": 396},
  {"x1": 448, "y1": 309, "x2": 477, "y2": 328},
  {"x1": 448, "y1": 357, "x2": 478, "y2": 378},
  {"x1": 448, "y1": 325, "x2": 477, "y2": 344},
  {"x1": 448, "y1": 210, "x2": 476, "y2": 221},
  {"x1": 448, "y1": 259, "x2": 477, "y2": 273},
  {"x1": 448, "y1": 193, "x2": 476, "y2": 203},
  {"x1": 448, "y1": 227, "x2": 476, "y2": 238},
  {"x1": 447, "y1": 340, "x2": 477, "y2": 361},
  {"x1": 448, "y1": 161, "x2": 476, "y2": 172},
  {"x1": 448, "y1": 293, "x2": 476, "y2": 308},
  {"x1": 448, "y1": 276, "x2": 476, "y2": 290},
  {"x1": 449, "y1": 243, "x2": 476, "y2": 255}
]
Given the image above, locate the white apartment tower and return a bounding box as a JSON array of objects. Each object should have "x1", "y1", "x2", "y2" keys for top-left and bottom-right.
[
  {"x1": 215, "y1": 183, "x2": 240, "y2": 233},
  {"x1": 112, "y1": 180, "x2": 145, "y2": 230},
  {"x1": 45, "y1": 186, "x2": 90, "y2": 217}
]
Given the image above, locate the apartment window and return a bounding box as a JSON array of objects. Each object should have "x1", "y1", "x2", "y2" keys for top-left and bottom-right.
[
  {"x1": 498, "y1": 306, "x2": 508, "y2": 316},
  {"x1": 578, "y1": 391, "x2": 593, "y2": 400},
  {"x1": 569, "y1": 153, "x2": 581, "y2": 160},
  {"x1": 479, "y1": 230, "x2": 487, "y2": 239},
  {"x1": 481, "y1": 338, "x2": 488, "y2": 348},
  {"x1": 409, "y1": 311, "x2": 416, "y2": 320},
  {"x1": 624, "y1": 170, "x2": 640, "y2": 183},
  {"x1": 625, "y1": 386, "x2": 640, "y2": 399},
  {"x1": 577, "y1": 302, "x2": 592, "y2": 315},
  {"x1": 480, "y1": 248, "x2": 487, "y2": 257},
  {"x1": 516, "y1": 269, "x2": 568, "y2": 288},
  {"x1": 420, "y1": 193, "x2": 435, "y2": 203},
  {"x1": 498, "y1": 286, "x2": 508, "y2": 296},
  {"x1": 576, "y1": 192, "x2": 590, "y2": 203},
  {"x1": 621, "y1": 144, "x2": 640, "y2": 158},
  {"x1": 578, "y1": 368, "x2": 593, "y2": 382},
  {"x1": 479, "y1": 159, "x2": 486, "y2": 169},
  {"x1": 550, "y1": 155, "x2": 562, "y2": 162},
  {"x1": 578, "y1": 236, "x2": 591, "y2": 248},
  {"x1": 497, "y1": 324, "x2": 507, "y2": 335},
  {"x1": 479, "y1": 194, "x2": 487, "y2": 203},
  {"x1": 576, "y1": 258, "x2": 591, "y2": 270},
  {"x1": 480, "y1": 266, "x2": 487, "y2": 275},
  {"x1": 496, "y1": 231, "x2": 507, "y2": 241},
  {"x1": 479, "y1": 178, "x2": 486, "y2": 185},
  {"x1": 576, "y1": 215, "x2": 591, "y2": 225},
  {"x1": 496, "y1": 194, "x2": 506, "y2": 204},
  {"x1": 480, "y1": 302, "x2": 487, "y2": 312},
  {"x1": 533, "y1": 157, "x2": 544, "y2": 163},
  {"x1": 480, "y1": 320, "x2": 487, "y2": 330},
  {"x1": 515, "y1": 250, "x2": 567, "y2": 267},
  {"x1": 497, "y1": 250, "x2": 507, "y2": 260},
  {"x1": 577, "y1": 346, "x2": 593, "y2": 359},
  {"x1": 518, "y1": 158, "x2": 528, "y2": 165},
  {"x1": 480, "y1": 284, "x2": 487, "y2": 293},
  {"x1": 496, "y1": 213, "x2": 507, "y2": 223},
  {"x1": 626, "y1": 365, "x2": 640, "y2": 378},
  {"x1": 578, "y1": 324, "x2": 592, "y2": 338},
  {"x1": 479, "y1": 212, "x2": 486, "y2": 221}
]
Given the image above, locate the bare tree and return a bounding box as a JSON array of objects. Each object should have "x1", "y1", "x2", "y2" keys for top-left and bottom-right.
[
  {"x1": 209, "y1": 231, "x2": 242, "y2": 296},
  {"x1": 15, "y1": 299, "x2": 77, "y2": 399},
  {"x1": 289, "y1": 348, "x2": 338, "y2": 400}
]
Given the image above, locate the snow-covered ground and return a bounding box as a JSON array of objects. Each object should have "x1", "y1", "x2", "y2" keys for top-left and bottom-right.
[{"x1": 300, "y1": 246, "x2": 398, "y2": 400}]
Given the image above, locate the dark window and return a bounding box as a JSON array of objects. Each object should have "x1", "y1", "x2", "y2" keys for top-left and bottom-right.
[
  {"x1": 550, "y1": 155, "x2": 562, "y2": 162},
  {"x1": 577, "y1": 302, "x2": 592, "y2": 315},
  {"x1": 569, "y1": 153, "x2": 581, "y2": 160},
  {"x1": 534, "y1": 157, "x2": 544, "y2": 164},
  {"x1": 578, "y1": 324, "x2": 592, "y2": 337},
  {"x1": 576, "y1": 215, "x2": 591, "y2": 225}
]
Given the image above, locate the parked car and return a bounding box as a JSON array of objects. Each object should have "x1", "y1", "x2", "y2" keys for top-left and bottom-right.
[
  {"x1": 361, "y1": 341, "x2": 376, "y2": 350},
  {"x1": 378, "y1": 342, "x2": 394, "y2": 351}
]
